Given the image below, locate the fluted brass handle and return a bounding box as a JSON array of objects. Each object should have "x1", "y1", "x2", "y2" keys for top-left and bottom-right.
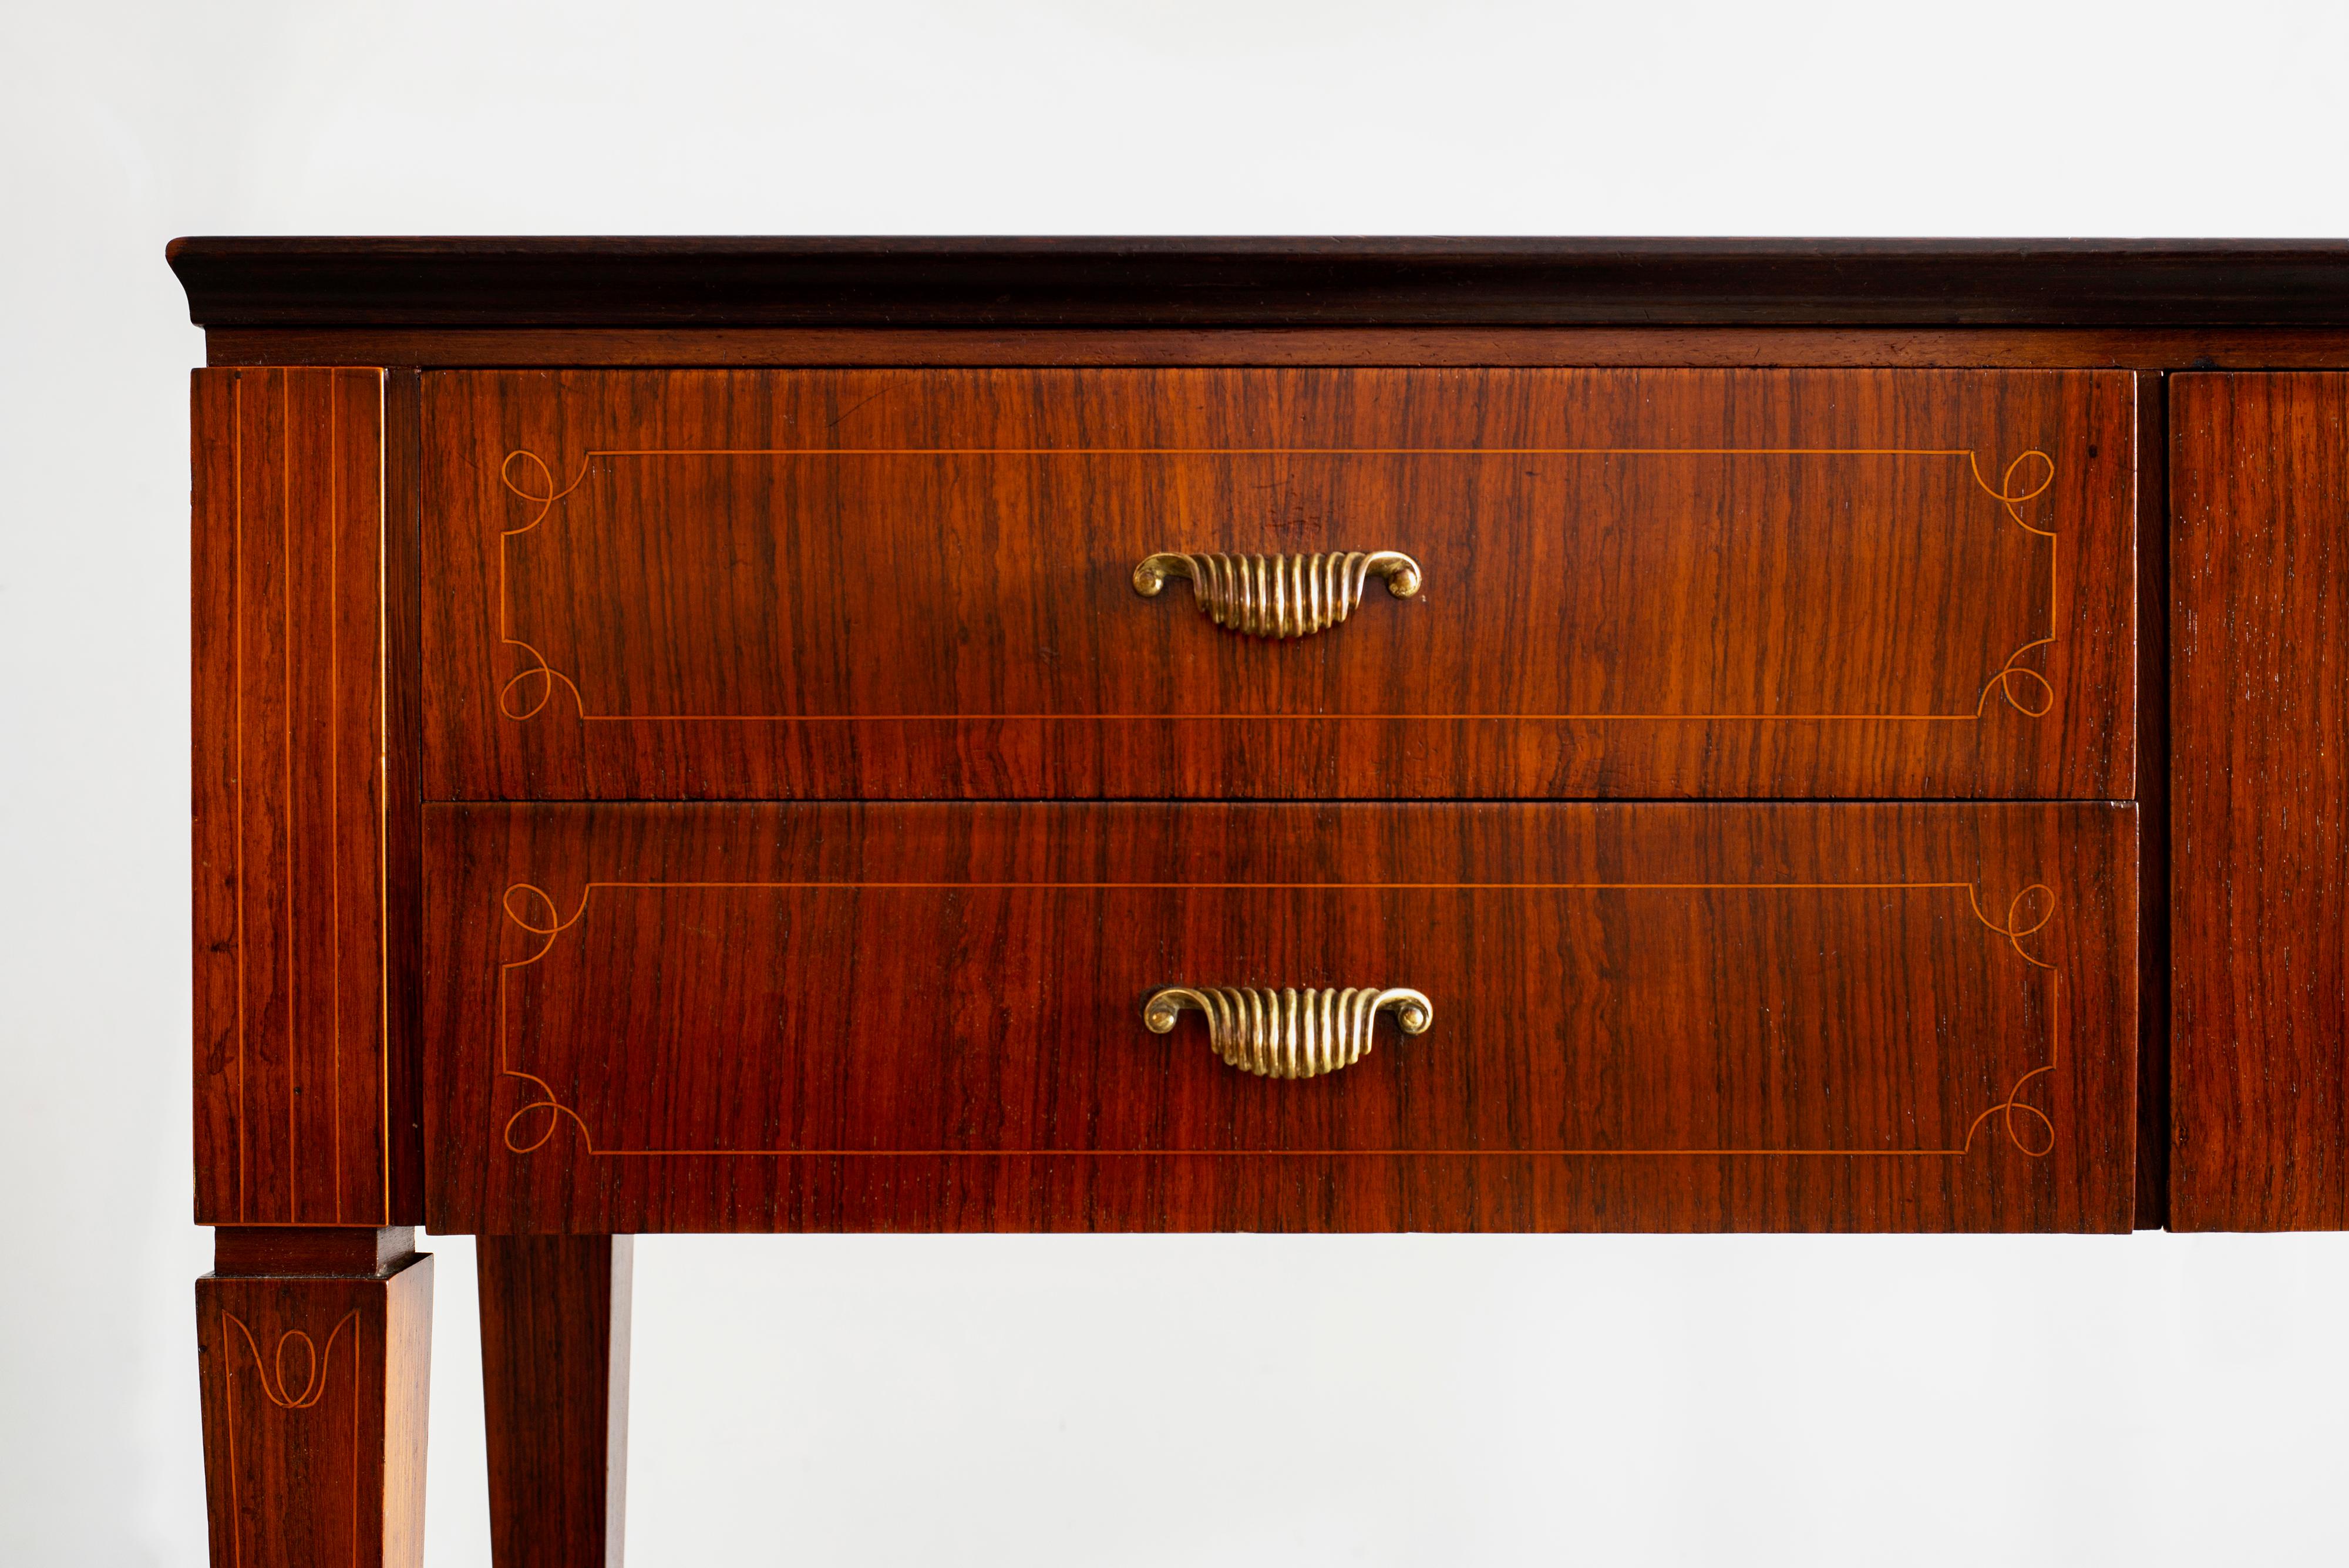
[
  {"x1": 1132, "y1": 550, "x2": 1422, "y2": 639},
  {"x1": 1142, "y1": 985, "x2": 1433, "y2": 1079}
]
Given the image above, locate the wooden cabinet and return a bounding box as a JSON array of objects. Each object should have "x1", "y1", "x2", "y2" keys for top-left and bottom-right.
[{"x1": 171, "y1": 237, "x2": 2349, "y2": 1566}]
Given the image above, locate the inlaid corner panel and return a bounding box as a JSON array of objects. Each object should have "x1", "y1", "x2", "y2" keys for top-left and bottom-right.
[
  {"x1": 192, "y1": 368, "x2": 421, "y2": 1227},
  {"x1": 419, "y1": 368, "x2": 2136, "y2": 801},
  {"x1": 423, "y1": 802, "x2": 2138, "y2": 1232}
]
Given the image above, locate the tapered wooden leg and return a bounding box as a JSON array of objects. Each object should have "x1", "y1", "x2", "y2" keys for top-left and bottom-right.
[
  {"x1": 198, "y1": 1228, "x2": 433, "y2": 1568},
  {"x1": 477, "y1": 1236, "x2": 634, "y2": 1568}
]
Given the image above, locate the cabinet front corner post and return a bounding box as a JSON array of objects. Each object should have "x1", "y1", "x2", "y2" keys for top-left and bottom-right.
[{"x1": 193, "y1": 365, "x2": 423, "y2": 1564}]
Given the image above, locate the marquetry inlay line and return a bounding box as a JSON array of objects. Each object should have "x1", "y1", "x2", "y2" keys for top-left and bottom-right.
[
  {"x1": 493, "y1": 878, "x2": 2061, "y2": 1161},
  {"x1": 365, "y1": 374, "x2": 392, "y2": 1228},
  {"x1": 282, "y1": 376, "x2": 295, "y2": 1222},
  {"x1": 233, "y1": 374, "x2": 246, "y2": 1222},
  {"x1": 494, "y1": 446, "x2": 2058, "y2": 724},
  {"x1": 218, "y1": 1308, "x2": 363, "y2": 1568},
  {"x1": 329, "y1": 382, "x2": 339, "y2": 1223}
]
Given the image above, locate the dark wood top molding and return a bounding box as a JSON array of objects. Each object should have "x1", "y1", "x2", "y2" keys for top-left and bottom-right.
[{"x1": 167, "y1": 237, "x2": 2349, "y2": 329}]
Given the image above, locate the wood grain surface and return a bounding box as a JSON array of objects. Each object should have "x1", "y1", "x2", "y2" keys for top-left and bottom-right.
[
  {"x1": 421, "y1": 368, "x2": 2135, "y2": 801},
  {"x1": 383, "y1": 370, "x2": 428, "y2": 1224},
  {"x1": 193, "y1": 368, "x2": 419, "y2": 1226},
  {"x1": 196, "y1": 1250, "x2": 432, "y2": 1568},
  {"x1": 2134, "y1": 374, "x2": 2173, "y2": 1226},
  {"x1": 208, "y1": 324, "x2": 2349, "y2": 372},
  {"x1": 477, "y1": 1236, "x2": 632, "y2": 1568},
  {"x1": 424, "y1": 802, "x2": 2137, "y2": 1233},
  {"x1": 2172, "y1": 374, "x2": 2349, "y2": 1229},
  {"x1": 165, "y1": 235, "x2": 2349, "y2": 328},
  {"x1": 214, "y1": 1226, "x2": 419, "y2": 1276}
]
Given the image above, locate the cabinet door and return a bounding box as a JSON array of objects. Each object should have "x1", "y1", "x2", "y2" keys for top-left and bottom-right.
[{"x1": 2173, "y1": 374, "x2": 2349, "y2": 1229}]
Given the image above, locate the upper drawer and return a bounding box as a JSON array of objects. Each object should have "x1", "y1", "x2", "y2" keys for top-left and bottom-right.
[{"x1": 420, "y1": 369, "x2": 2136, "y2": 800}]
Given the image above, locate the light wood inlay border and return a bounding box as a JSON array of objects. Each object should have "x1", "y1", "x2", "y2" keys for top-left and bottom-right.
[
  {"x1": 492, "y1": 877, "x2": 2062, "y2": 1162},
  {"x1": 492, "y1": 445, "x2": 2059, "y2": 727}
]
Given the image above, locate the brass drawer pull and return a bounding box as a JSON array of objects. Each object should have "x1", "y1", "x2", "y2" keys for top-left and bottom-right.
[
  {"x1": 1142, "y1": 985, "x2": 1433, "y2": 1078},
  {"x1": 1132, "y1": 550, "x2": 1422, "y2": 639}
]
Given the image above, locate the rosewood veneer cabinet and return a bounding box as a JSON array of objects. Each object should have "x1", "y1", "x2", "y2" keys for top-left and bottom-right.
[{"x1": 169, "y1": 237, "x2": 2349, "y2": 1566}]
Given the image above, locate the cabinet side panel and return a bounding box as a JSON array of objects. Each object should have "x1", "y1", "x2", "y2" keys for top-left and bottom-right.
[
  {"x1": 2133, "y1": 372, "x2": 2170, "y2": 1227},
  {"x1": 193, "y1": 372, "x2": 241, "y2": 1220},
  {"x1": 2172, "y1": 374, "x2": 2349, "y2": 1229}
]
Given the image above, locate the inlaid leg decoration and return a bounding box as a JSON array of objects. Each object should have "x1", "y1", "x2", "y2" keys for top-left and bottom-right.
[{"x1": 197, "y1": 1229, "x2": 432, "y2": 1568}]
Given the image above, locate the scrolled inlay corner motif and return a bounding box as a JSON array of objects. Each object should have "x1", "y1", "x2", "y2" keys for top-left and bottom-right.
[
  {"x1": 1964, "y1": 879, "x2": 2060, "y2": 1158},
  {"x1": 1132, "y1": 550, "x2": 1423, "y2": 639},
  {"x1": 497, "y1": 880, "x2": 597, "y2": 1154},
  {"x1": 1143, "y1": 984, "x2": 1433, "y2": 1079},
  {"x1": 497, "y1": 449, "x2": 588, "y2": 721},
  {"x1": 502, "y1": 1078, "x2": 595, "y2": 1156},
  {"x1": 1969, "y1": 448, "x2": 2059, "y2": 719}
]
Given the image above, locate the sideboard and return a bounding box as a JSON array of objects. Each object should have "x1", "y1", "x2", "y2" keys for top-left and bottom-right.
[{"x1": 169, "y1": 237, "x2": 2349, "y2": 1567}]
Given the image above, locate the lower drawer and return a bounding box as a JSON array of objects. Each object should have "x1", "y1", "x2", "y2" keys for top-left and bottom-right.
[{"x1": 423, "y1": 803, "x2": 2138, "y2": 1232}]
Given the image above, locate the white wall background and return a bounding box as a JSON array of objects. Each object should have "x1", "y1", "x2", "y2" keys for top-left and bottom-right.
[{"x1": 5, "y1": 2, "x2": 2348, "y2": 1563}]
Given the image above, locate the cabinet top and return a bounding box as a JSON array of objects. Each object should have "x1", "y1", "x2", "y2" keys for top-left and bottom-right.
[{"x1": 166, "y1": 235, "x2": 2349, "y2": 329}]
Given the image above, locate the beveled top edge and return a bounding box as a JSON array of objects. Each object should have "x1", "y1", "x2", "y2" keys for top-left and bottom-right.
[{"x1": 166, "y1": 235, "x2": 2349, "y2": 328}]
